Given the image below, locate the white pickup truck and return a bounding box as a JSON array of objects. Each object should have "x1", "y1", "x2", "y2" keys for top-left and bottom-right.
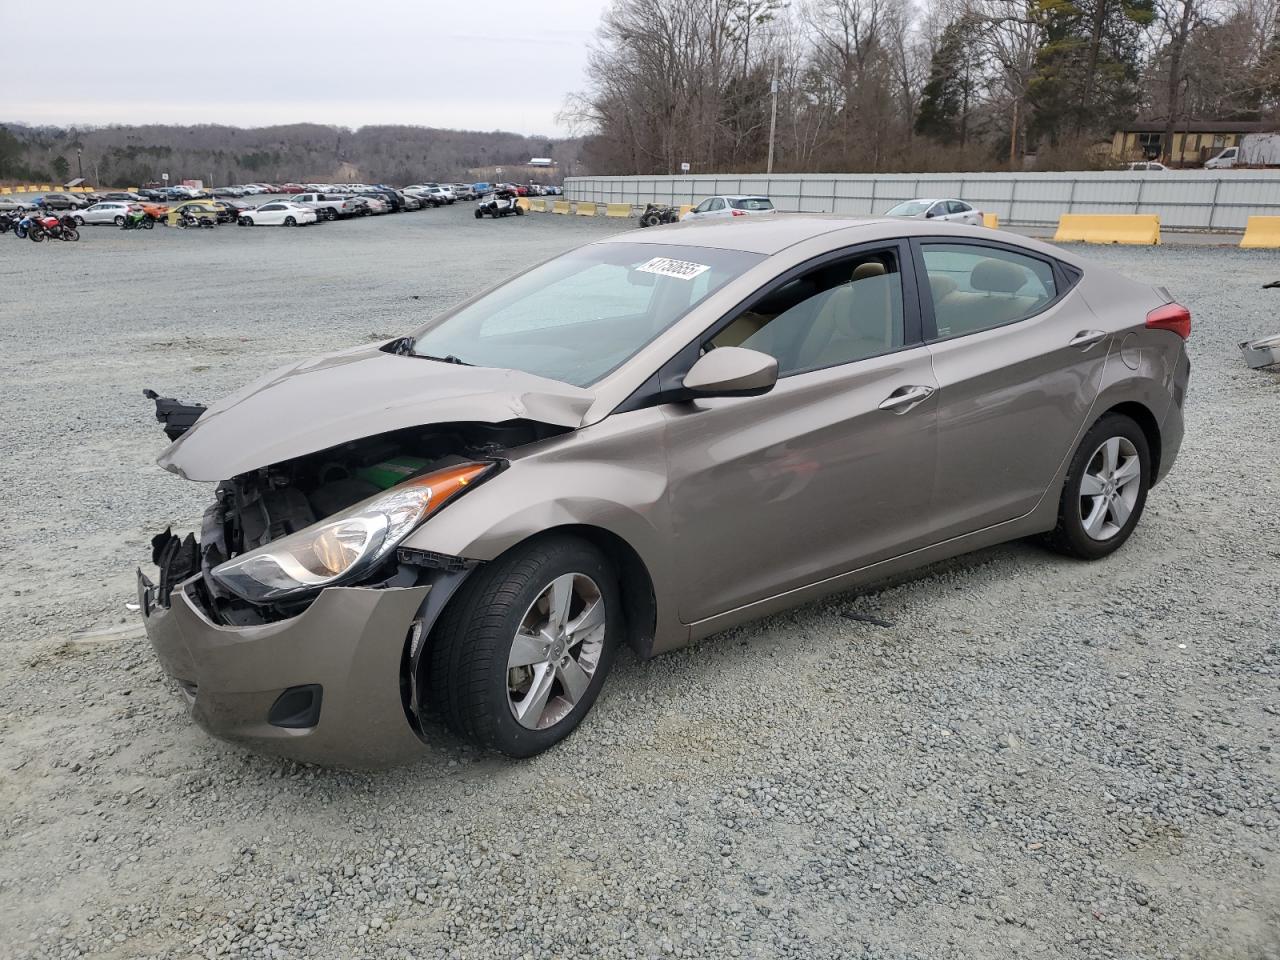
[{"x1": 290, "y1": 193, "x2": 365, "y2": 220}]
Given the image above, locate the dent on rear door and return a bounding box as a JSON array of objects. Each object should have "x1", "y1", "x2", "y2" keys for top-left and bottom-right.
[{"x1": 927, "y1": 287, "x2": 1111, "y2": 541}]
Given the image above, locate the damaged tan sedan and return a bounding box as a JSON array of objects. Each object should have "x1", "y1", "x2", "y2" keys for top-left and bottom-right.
[{"x1": 139, "y1": 216, "x2": 1190, "y2": 766}]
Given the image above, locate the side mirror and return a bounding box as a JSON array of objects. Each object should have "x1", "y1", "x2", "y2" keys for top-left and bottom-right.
[
  {"x1": 682, "y1": 347, "x2": 778, "y2": 398},
  {"x1": 925, "y1": 209, "x2": 936, "y2": 218}
]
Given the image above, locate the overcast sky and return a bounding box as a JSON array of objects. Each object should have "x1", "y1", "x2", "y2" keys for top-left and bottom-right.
[{"x1": 7, "y1": 0, "x2": 607, "y2": 137}]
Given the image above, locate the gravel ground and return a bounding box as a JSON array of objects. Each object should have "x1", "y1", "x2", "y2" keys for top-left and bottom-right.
[{"x1": 1, "y1": 208, "x2": 1278, "y2": 960}]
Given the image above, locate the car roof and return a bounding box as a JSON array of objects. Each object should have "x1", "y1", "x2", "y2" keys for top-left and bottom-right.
[
  {"x1": 597, "y1": 214, "x2": 898, "y2": 254},
  {"x1": 594, "y1": 213, "x2": 1081, "y2": 262}
]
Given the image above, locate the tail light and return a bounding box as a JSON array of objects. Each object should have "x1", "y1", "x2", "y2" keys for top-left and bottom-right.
[
  {"x1": 731, "y1": 209, "x2": 746, "y2": 217},
  {"x1": 1146, "y1": 302, "x2": 1191, "y2": 340}
]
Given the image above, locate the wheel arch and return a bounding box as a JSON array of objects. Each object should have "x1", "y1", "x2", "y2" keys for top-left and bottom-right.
[{"x1": 1097, "y1": 400, "x2": 1162, "y2": 481}]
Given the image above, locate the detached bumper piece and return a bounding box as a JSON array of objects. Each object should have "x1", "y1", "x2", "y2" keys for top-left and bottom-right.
[
  {"x1": 1240, "y1": 334, "x2": 1280, "y2": 369},
  {"x1": 138, "y1": 570, "x2": 431, "y2": 767}
]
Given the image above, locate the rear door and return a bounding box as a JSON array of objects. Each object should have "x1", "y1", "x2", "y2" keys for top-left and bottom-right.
[{"x1": 913, "y1": 238, "x2": 1108, "y2": 540}]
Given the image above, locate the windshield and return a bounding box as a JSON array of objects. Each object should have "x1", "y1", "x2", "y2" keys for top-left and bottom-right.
[
  {"x1": 886, "y1": 200, "x2": 932, "y2": 216},
  {"x1": 411, "y1": 242, "x2": 763, "y2": 387}
]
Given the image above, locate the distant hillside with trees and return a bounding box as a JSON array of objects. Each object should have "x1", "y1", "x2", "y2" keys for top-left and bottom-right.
[{"x1": 0, "y1": 122, "x2": 581, "y2": 186}]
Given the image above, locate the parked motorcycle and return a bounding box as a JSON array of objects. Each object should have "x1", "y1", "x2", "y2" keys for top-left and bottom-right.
[
  {"x1": 11, "y1": 212, "x2": 38, "y2": 239},
  {"x1": 29, "y1": 214, "x2": 80, "y2": 242},
  {"x1": 474, "y1": 191, "x2": 524, "y2": 219},
  {"x1": 639, "y1": 203, "x2": 680, "y2": 228},
  {"x1": 0, "y1": 209, "x2": 26, "y2": 234},
  {"x1": 178, "y1": 210, "x2": 217, "y2": 229},
  {"x1": 121, "y1": 209, "x2": 156, "y2": 230}
]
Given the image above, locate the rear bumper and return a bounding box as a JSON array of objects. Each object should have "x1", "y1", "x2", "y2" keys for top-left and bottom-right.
[
  {"x1": 1155, "y1": 350, "x2": 1190, "y2": 485},
  {"x1": 138, "y1": 571, "x2": 431, "y2": 767}
]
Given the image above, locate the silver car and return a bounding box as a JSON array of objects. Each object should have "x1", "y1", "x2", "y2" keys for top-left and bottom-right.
[
  {"x1": 885, "y1": 198, "x2": 984, "y2": 225},
  {"x1": 138, "y1": 216, "x2": 1190, "y2": 766},
  {"x1": 74, "y1": 201, "x2": 139, "y2": 226},
  {"x1": 682, "y1": 195, "x2": 775, "y2": 221}
]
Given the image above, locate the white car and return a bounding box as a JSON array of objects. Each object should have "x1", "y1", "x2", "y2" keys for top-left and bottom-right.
[
  {"x1": 681, "y1": 195, "x2": 775, "y2": 221},
  {"x1": 884, "y1": 198, "x2": 983, "y2": 225},
  {"x1": 353, "y1": 195, "x2": 391, "y2": 215},
  {"x1": 73, "y1": 201, "x2": 140, "y2": 226},
  {"x1": 237, "y1": 201, "x2": 318, "y2": 227},
  {"x1": 1127, "y1": 161, "x2": 1167, "y2": 171}
]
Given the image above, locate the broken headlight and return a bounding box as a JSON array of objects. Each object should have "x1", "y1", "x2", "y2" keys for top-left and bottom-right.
[{"x1": 212, "y1": 462, "x2": 491, "y2": 603}]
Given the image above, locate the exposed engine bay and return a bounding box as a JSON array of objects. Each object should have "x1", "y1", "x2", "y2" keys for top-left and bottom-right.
[{"x1": 144, "y1": 389, "x2": 564, "y2": 626}]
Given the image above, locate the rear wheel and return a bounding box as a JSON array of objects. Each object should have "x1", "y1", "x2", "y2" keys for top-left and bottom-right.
[
  {"x1": 474, "y1": 209, "x2": 483, "y2": 219},
  {"x1": 29, "y1": 227, "x2": 44, "y2": 242},
  {"x1": 143, "y1": 218, "x2": 154, "y2": 229},
  {"x1": 428, "y1": 535, "x2": 621, "y2": 757},
  {"x1": 284, "y1": 216, "x2": 297, "y2": 226},
  {"x1": 61, "y1": 226, "x2": 79, "y2": 241},
  {"x1": 1045, "y1": 414, "x2": 1150, "y2": 560}
]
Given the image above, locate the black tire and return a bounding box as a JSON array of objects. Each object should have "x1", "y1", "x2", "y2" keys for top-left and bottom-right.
[
  {"x1": 74, "y1": 215, "x2": 86, "y2": 226},
  {"x1": 514, "y1": 205, "x2": 524, "y2": 215},
  {"x1": 1044, "y1": 413, "x2": 1151, "y2": 560},
  {"x1": 640, "y1": 213, "x2": 660, "y2": 228},
  {"x1": 428, "y1": 535, "x2": 622, "y2": 757},
  {"x1": 61, "y1": 227, "x2": 79, "y2": 241},
  {"x1": 143, "y1": 218, "x2": 154, "y2": 229},
  {"x1": 474, "y1": 209, "x2": 483, "y2": 219},
  {"x1": 29, "y1": 227, "x2": 44, "y2": 242},
  {"x1": 322, "y1": 208, "x2": 336, "y2": 221},
  {"x1": 284, "y1": 216, "x2": 297, "y2": 227},
  {"x1": 241, "y1": 217, "x2": 253, "y2": 227}
]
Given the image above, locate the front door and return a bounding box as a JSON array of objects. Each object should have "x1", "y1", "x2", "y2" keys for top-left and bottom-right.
[{"x1": 662, "y1": 242, "x2": 939, "y2": 624}]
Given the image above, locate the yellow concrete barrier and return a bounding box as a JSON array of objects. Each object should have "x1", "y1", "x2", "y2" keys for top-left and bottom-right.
[
  {"x1": 127, "y1": 186, "x2": 138, "y2": 191},
  {"x1": 605, "y1": 203, "x2": 632, "y2": 218},
  {"x1": 575, "y1": 203, "x2": 597, "y2": 216},
  {"x1": 678, "y1": 204, "x2": 693, "y2": 218},
  {"x1": 552, "y1": 200, "x2": 570, "y2": 215},
  {"x1": 1053, "y1": 214, "x2": 1160, "y2": 245},
  {"x1": 982, "y1": 212, "x2": 999, "y2": 229},
  {"x1": 0, "y1": 187, "x2": 9, "y2": 194},
  {"x1": 528, "y1": 198, "x2": 546, "y2": 212},
  {"x1": 1239, "y1": 216, "x2": 1280, "y2": 248},
  {"x1": 516, "y1": 197, "x2": 529, "y2": 211},
  {"x1": 38, "y1": 184, "x2": 50, "y2": 191}
]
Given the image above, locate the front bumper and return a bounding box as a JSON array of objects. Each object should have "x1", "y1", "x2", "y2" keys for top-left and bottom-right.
[{"x1": 138, "y1": 571, "x2": 431, "y2": 767}]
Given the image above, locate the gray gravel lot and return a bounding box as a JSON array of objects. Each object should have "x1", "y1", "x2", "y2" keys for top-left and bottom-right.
[{"x1": 1, "y1": 207, "x2": 1278, "y2": 960}]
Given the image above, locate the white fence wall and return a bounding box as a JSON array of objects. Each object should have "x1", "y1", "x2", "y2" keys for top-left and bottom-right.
[{"x1": 564, "y1": 172, "x2": 1280, "y2": 232}]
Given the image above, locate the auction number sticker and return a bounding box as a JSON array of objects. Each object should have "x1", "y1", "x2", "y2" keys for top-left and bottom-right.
[{"x1": 636, "y1": 257, "x2": 711, "y2": 280}]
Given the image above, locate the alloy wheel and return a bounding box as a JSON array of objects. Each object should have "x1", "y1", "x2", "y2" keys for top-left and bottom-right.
[
  {"x1": 1079, "y1": 436, "x2": 1142, "y2": 540},
  {"x1": 506, "y1": 573, "x2": 606, "y2": 730}
]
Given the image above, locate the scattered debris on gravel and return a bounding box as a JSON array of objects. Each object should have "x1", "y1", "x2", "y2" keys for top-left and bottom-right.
[{"x1": 0, "y1": 211, "x2": 1277, "y2": 959}]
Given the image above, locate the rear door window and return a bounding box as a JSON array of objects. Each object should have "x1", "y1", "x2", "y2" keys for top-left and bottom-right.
[{"x1": 920, "y1": 243, "x2": 1057, "y2": 339}]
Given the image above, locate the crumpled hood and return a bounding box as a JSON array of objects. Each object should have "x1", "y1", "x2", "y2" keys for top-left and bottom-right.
[{"x1": 158, "y1": 344, "x2": 595, "y2": 481}]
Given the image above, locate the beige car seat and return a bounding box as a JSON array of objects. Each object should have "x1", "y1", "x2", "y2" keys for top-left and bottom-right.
[
  {"x1": 792, "y1": 261, "x2": 899, "y2": 369},
  {"x1": 930, "y1": 258, "x2": 1044, "y2": 337}
]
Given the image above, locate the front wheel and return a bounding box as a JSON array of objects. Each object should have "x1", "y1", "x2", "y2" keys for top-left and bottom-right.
[
  {"x1": 143, "y1": 218, "x2": 154, "y2": 229},
  {"x1": 1045, "y1": 413, "x2": 1150, "y2": 560},
  {"x1": 428, "y1": 536, "x2": 621, "y2": 757},
  {"x1": 514, "y1": 205, "x2": 524, "y2": 215},
  {"x1": 474, "y1": 209, "x2": 483, "y2": 219},
  {"x1": 61, "y1": 227, "x2": 79, "y2": 241},
  {"x1": 74, "y1": 215, "x2": 86, "y2": 226},
  {"x1": 29, "y1": 227, "x2": 44, "y2": 242},
  {"x1": 240, "y1": 217, "x2": 253, "y2": 227}
]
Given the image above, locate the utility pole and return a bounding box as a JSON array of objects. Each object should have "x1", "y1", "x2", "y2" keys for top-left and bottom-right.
[
  {"x1": 766, "y1": 60, "x2": 779, "y2": 175},
  {"x1": 76, "y1": 149, "x2": 83, "y2": 181}
]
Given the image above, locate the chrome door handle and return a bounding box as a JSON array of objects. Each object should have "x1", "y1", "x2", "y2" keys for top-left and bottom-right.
[
  {"x1": 1069, "y1": 329, "x2": 1107, "y2": 349},
  {"x1": 879, "y1": 384, "x2": 935, "y2": 413}
]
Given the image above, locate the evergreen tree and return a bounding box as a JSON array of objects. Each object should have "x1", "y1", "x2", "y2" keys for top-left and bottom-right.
[{"x1": 916, "y1": 16, "x2": 985, "y2": 145}]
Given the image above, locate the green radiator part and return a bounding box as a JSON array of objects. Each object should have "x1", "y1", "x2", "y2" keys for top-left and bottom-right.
[{"x1": 355, "y1": 456, "x2": 431, "y2": 489}]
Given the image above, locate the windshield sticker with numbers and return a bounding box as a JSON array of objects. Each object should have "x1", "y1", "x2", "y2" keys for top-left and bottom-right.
[{"x1": 635, "y1": 257, "x2": 711, "y2": 280}]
